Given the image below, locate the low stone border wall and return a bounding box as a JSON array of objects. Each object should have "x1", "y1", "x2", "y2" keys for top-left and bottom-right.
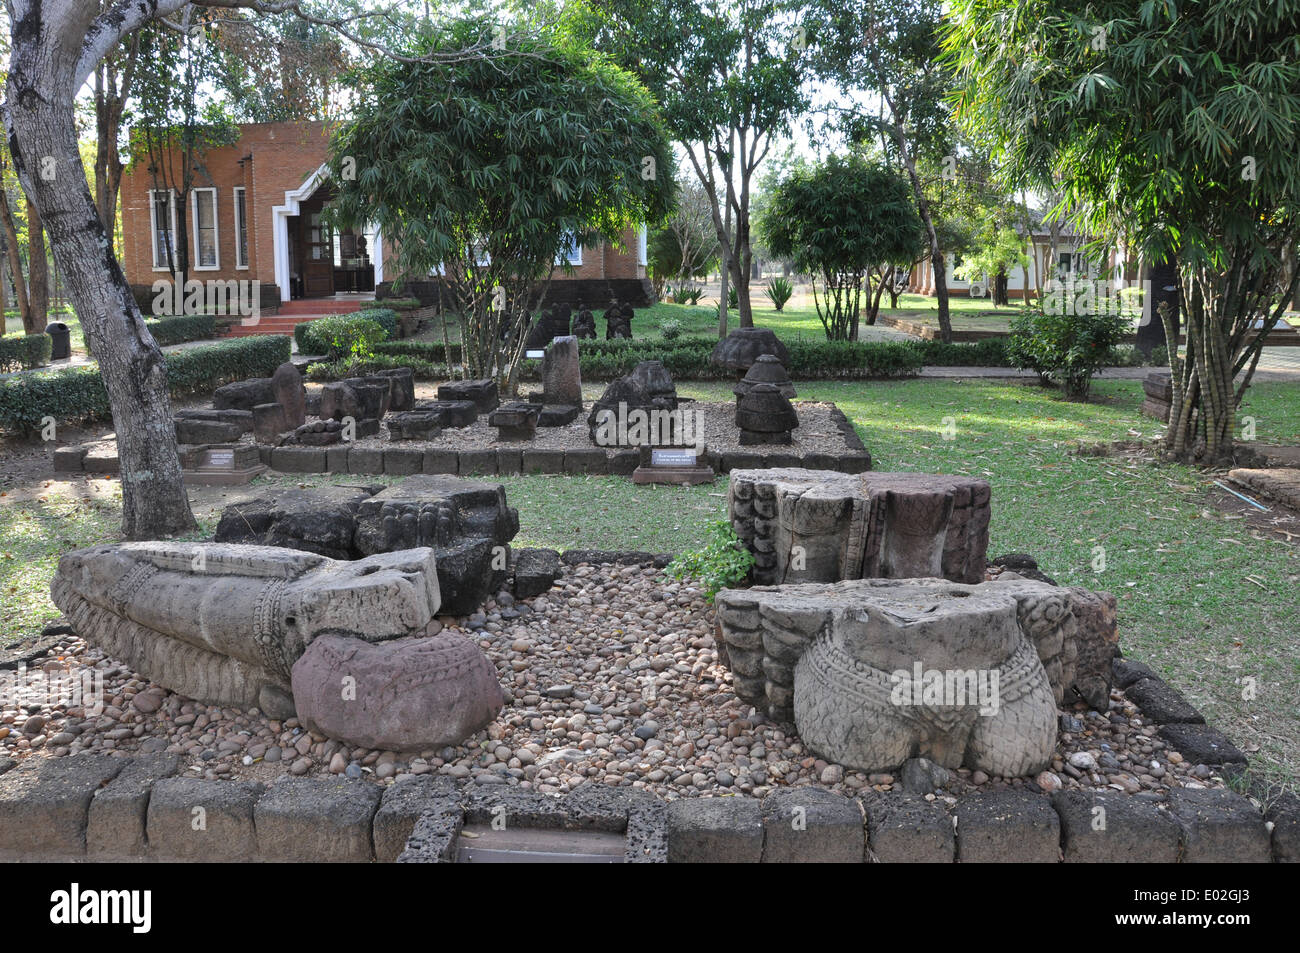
[
  {"x1": 52, "y1": 408, "x2": 871, "y2": 478},
  {"x1": 1, "y1": 750, "x2": 1292, "y2": 863}
]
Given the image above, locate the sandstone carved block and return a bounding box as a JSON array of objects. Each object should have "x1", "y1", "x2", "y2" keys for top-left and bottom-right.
[
  {"x1": 714, "y1": 579, "x2": 1061, "y2": 776},
  {"x1": 292, "y1": 632, "x2": 503, "y2": 751},
  {"x1": 50, "y1": 543, "x2": 442, "y2": 720},
  {"x1": 728, "y1": 468, "x2": 990, "y2": 587}
]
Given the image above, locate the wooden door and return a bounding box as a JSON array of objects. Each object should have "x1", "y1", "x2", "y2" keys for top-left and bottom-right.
[{"x1": 301, "y1": 211, "x2": 334, "y2": 297}]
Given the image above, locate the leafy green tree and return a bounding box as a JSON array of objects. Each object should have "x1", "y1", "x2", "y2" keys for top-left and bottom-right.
[
  {"x1": 955, "y1": 223, "x2": 1028, "y2": 305},
  {"x1": 762, "y1": 154, "x2": 924, "y2": 339},
  {"x1": 809, "y1": 0, "x2": 961, "y2": 342},
  {"x1": 593, "y1": 0, "x2": 810, "y2": 333},
  {"x1": 326, "y1": 19, "x2": 673, "y2": 393},
  {"x1": 129, "y1": 15, "x2": 239, "y2": 290},
  {"x1": 945, "y1": 0, "x2": 1300, "y2": 464}
]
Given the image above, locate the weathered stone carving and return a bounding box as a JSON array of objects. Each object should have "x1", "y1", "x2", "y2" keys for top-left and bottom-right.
[
  {"x1": 252, "y1": 403, "x2": 287, "y2": 444},
  {"x1": 271, "y1": 362, "x2": 306, "y2": 430},
  {"x1": 526, "y1": 303, "x2": 573, "y2": 348},
  {"x1": 411, "y1": 399, "x2": 478, "y2": 429},
  {"x1": 604, "y1": 303, "x2": 633, "y2": 340},
  {"x1": 216, "y1": 476, "x2": 521, "y2": 616},
  {"x1": 373, "y1": 367, "x2": 416, "y2": 412},
  {"x1": 292, "y1": 631, "x2": 503, "y2": 751},
  {"x1": 174, "y1": 409, "x2": 253, "y2": 445},
  {"x1": 489, "y1": 401, "x2": 543, "y2": 440},
  {"x1": 734, "y1": 354, "x2": 796, "y2": 399},
  {"x1": 587, "y1": 360, "x2": 680, "y2": 442},
  {"x1": 214, "y1": 485, "x2": 378, "y2": 560},
  {"x1": 387, "y1": 411, "x2": 444, "y2": 440},
  {"x1": 572, "y1": 309, "x2": 597, "y2": 339},
  {"x1": 541, "y1": 335, "x2": 583, "y2": 407},
  {"x1": 288, "y1": 419, "x2": 343, "y2": 446},
  {"x1": 735, "y1": 382, "x2": 799, "y2": 445},
  {"x1": 436, "y1": 379, "x2": 498, "y2": 414},
  {"x1": 352, "y1": 476, "x2": 520, "y2": 615},
  {"x1": 214, "y1": 377, "x2": 276, "y2": 411},
  {"x1": 50, "y1": 543, "x2": 443, "y2": 720},
  {"x1": 320, "y1": 378, "x2": 390, "y2": 423},
  {"x1": 728, "y1": 468, "x2": 990, "y2": 586},
  {"x1": 710, "y1": 327, "x2": 790, "y2": 373},
  {"x1": 713, "y1": 579, "x2": 1062, "y2": 776}
]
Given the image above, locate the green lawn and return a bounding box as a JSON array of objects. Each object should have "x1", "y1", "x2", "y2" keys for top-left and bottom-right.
[{"x1": 3, "y1": 375, "x2": 1298, "y2": 785}]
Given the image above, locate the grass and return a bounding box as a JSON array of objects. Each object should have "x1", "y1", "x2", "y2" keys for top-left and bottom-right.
[{"x1": 2, "y1": 375, "x2": 1298, "y2": 784}]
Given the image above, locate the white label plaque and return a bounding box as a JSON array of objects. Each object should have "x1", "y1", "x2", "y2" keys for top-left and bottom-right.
[
  {"x1": 651, "y1": 448, "x2": 697, "y2": 467},
  {"x1": 525, "y1": 349, "x2": 545, "y2": 359},
  {"x1": 202, "y1": 449, "x2": 235, "y2": 469}
]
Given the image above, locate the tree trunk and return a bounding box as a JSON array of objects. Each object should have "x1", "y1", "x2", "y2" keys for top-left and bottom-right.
[
  {"x1": 1138, "y1": 257, "x2": 1177, "y2": 357},
  {"x1": 5, "y1": 15, "x2": 196, "y2": 538},
  {"x1": 0, "y1": 188, "x2": 31, "y2": 330},
  {"x1": 25, "y1": 198, "x2": 49, "y2": 333}
]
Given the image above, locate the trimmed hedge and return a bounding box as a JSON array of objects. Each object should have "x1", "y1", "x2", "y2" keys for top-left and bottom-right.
[
  {"x1": 0, "y1": 334, "x2": 290, "y2": 433},
  {"x1": 144, "y1": 313, "x2": 217, "y2": 347},
  {"x1": 904, "y1": 337, "x2": 1010, "y2": 367},
  {"x1": 307, "y1": 353, "x2": 449, "y2": 382},
  {"x1": 0, "y1": 333, "x2": 53, "y2": 373},
  {"x1": 294, "y1": 308, "x2": 398, "y2": 355}
]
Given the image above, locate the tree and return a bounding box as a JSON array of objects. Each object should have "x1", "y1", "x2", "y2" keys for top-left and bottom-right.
[
  {"x1": 955, "y1": 223, "x2": 1028, "y2": 306},
  {"x1": 650, "y1": 177, "x2": 719, "y2": 297},
  {"x1": 762, "y1": 153, "x2": 924, "y2": 339},
  {"x1": 594, "y1": 0, "x2": 810, "y2": 332},
  {"x1": 810, "y1": 0, "x2": 960, "y2": 342},
  {"x1": 326, "y1": 18, "x2": 673, "y2": 394},
  {"x1": 0, "y1": 0, "x2": 546, "y2": 538},
  {"x1": 90, "y1": 24, "x2": 140, "y2": 256},
  {"x1": 945, "y1": 0, "x2": 1300, "y2": 464},
  {"x1": 130, "y1": 16, "x2": 239, "y2": 292}
]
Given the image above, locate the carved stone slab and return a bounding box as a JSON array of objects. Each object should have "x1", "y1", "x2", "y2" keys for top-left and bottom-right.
[
  {"x1": 50, "y1": 543, "x2": 441, "y2": 720},
  {"x1": 728, "y1": 468, "x2": 991, "y2": 586},
  {"x1": 714, "y1": 578, "x2": 1062, "y2": 776}
]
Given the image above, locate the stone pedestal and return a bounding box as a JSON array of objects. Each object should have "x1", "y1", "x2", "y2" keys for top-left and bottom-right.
[
  {"x1": 180, "y1": 444, "x2": 267, "y2": 486},
  {"x1": 735, "y1": 382, "x2": 798, "y2": 445},
  {"x1": 253, "y1": 403, "x2": 288, "y2": 444},
  {"x1": 437, "y1": 379, "x2": 498, "y2": 414},
  {"x1": 489, "y1": 402, "x2": 542, "y2": 441},
  {"x1": 1141, "y1": 372, "x2": 1172, "y2": 422},
  {"x1": 728, "y1": 468, "x2": 991, "y2": 586}
]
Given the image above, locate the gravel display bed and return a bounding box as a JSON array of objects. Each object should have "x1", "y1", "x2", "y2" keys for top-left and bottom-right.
[{"x1": 2, "y1": 560, "x2": 1232, "y2": 804}]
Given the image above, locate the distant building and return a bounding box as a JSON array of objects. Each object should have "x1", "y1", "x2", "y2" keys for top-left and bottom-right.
[{"x1": 120, "y1": 120, "x2": 653, "y2": 312}]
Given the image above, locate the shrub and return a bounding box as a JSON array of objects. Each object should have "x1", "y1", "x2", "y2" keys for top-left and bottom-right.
[
  {"x1": 0, "y1": 335, "x2": 289, "y2": 433},
  {"x1": 1006, "y1": 308, "x2": 1131, "y2": 400},
  {"x1": 765, "y1": 276, "x2": 793, "y2": 311},
  {"x1": 727, "y1": 284, "x2": 739, "y2": 310},
  {"x1": 665, "y1": 520, "x2": 755, "y2": 602},
  {"x1": 1150, "y1": 344, "x2": 1169, "y2": 367},
  {"x1": 905, "y1": 337, "x2": 1010, "y2": 367},
  {"x1": 294, "y1": 308, "x2": 396, "y2": 355},
  {"x1": 0, "y1": 333, "x2": 53, "y2": 372},
  {"x1": 377, "y1": 297, "x2": 422, "y2": 311},
  {"x1": 306, "y1": 353, "x2": 448, "y2": 381},
  {"x1": 659, "y1": 317, "x2": 684, "y2": 340},
  {"x1": 144, "y1": 313, "x2": 216, "y2": 347}
]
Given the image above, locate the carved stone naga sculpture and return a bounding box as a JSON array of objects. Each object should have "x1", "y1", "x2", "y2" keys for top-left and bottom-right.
[{"x1": 50, "y1": 542, "x2": 503, "y2": 748}]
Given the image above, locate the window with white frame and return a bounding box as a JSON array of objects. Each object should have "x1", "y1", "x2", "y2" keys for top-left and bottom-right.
[
  {"x1": 149, "y1": 189, "x2": 176, "y2": 270},
  {"x1": 192, "y1": 188, "x2": 219, "y2": 269},
  {"x1": 637, "y1": 224, "x2": 648, "y2": 266},
  {"x1": 556, "y1": 232, "x2": 582, "y2": 266},
  {"x1": 233, "y1": 187, "x2": 248, "y2": 269}
]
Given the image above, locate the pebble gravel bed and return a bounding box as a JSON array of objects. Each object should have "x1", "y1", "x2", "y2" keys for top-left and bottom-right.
[{"x1": 1, "y1": 561, "x2": 1226, "y2": 802}]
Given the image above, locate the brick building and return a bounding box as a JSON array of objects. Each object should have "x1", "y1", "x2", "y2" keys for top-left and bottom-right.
[{"x1": 120, "y1": 120, "x2": 654, "y2": 311}]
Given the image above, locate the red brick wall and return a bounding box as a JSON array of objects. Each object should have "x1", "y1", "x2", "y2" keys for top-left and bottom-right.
[
  {"x1": 121, "y1": 121, "x2": 331, "y2": 292},
  {"x1": 121, "y1": 121, "x2": 646, "y2": 292}
]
